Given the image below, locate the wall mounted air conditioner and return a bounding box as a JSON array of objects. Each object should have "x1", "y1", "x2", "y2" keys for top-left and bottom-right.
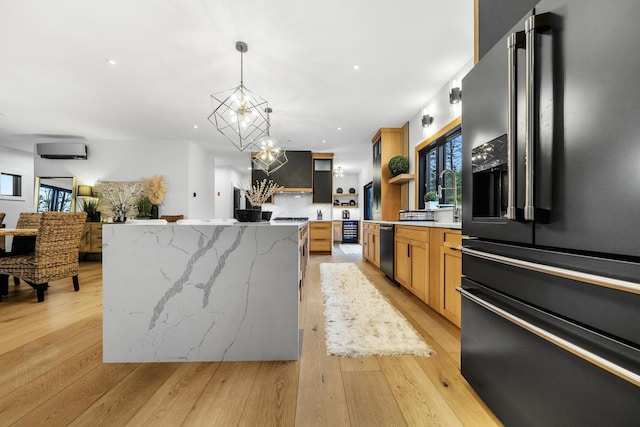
[{"x1": 36, "y1": 142, "x2": 88, "y2": 159}]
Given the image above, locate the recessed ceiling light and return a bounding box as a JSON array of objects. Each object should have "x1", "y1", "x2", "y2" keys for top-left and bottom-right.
[
  {"x1": 353, "y1": 65, "x2": 359, "y2": 70},
  {"x1": 193, "y1": 125, "x2": 198, "y2": 129},
  {"x1": 337, "y1": 127, "x2": 342, "y2": 131},
  {"x1": 322, "y1": 139, "x2": 326, "y2": 144},
  {"x1": 106, "y1": 59, "x2": 117, "y2": 66}
]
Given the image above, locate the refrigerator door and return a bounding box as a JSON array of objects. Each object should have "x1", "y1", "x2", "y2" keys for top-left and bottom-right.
[
  {"x1": 528, "y1": 0, "x2": 640, "y2": 257},
  {"x1": 462, "y1": 10, "x2": 534, "y2": 244}
]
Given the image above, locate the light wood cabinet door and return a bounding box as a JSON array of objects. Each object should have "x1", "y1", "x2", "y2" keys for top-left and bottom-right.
[
  {"x1": 79, "y1": 223, "x2": 91, "y2": 253},
  {"x1": 370, "y1": 224, "x2": 380, "y2": 267},
  {"x1": 394, "y1": 237, "x2": 410, "y2": 288},
  {"x1": 332, "y1": 221, "x2": 342, "y2": 243},
  {"x1": 410, "y1": 241, "x2": 429, "y2": 302},
  {"x1": 440, "y1": 246, "x2": 462, "y2": 327},
  {"x1": 309, "y1": 222, "x2": 332, "y2": 252}
]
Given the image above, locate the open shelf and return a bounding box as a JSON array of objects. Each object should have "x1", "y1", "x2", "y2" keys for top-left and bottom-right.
[
  {"x1": 333, "y1": 193, "x2": 358, "y2": 197},
  {"x1": 389, "y1": 173, "x2": 415, "y2": 184}
]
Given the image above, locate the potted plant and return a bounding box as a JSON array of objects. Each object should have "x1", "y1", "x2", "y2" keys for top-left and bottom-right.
[
  {"x1": 81, "y1": 197, "x2": 101, "y2": 222},
  {"x1": 388, "y1": 155, "x2": 409, "y2": 177},
  {"x1": 135, "y1": 195, "x2": 153, "y2": 219},
  {"x1": 424, "y1": 191, "x2": 438, "y2": 209}
]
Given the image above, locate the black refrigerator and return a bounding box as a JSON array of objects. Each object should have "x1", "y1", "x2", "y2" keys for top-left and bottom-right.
[{"x1": 461, "y1": 1, "x2": 640, "y2": 425}]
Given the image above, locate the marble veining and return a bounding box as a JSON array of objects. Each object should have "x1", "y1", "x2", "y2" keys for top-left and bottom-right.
[{"x1": 103, "y1": 223, "x2": 301, "y2": 362}]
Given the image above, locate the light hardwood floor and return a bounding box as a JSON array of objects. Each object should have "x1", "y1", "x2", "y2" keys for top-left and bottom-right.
[{"x1": 0, "y1": 247, "x2": 501, "y2": 426}]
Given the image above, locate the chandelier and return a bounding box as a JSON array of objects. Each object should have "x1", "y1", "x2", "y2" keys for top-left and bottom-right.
[
  {"x1": 208, "y1": 41, "x2": 269, "y2": 151},
  {"x1": 334, "y1": 166, "x2": 344, "y2": 177},
  {"x1": 252, "y1": 108, "x2": 288, "y2": 175}
]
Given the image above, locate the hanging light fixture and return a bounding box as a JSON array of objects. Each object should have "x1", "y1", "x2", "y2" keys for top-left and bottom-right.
[
  {"x1": 252, "y1": 108, "x2": 288, "y2": 175},
  {"x1": 334, "y1": 166, "x2": 344, "y2": 178},
  {"x1": 208, "y1": 41, "x2": 269, "y2": 151}
]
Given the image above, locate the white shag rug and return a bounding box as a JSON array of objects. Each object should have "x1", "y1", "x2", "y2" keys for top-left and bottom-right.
[
  {"x1": 338, "y1": 244, "x2": 362, "y2": 255},
  {"x1": 319, "y1": 263, "x2": 435, "y2": 358}
]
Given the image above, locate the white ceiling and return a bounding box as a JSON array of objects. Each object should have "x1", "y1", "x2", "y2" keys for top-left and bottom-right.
[{"x1": 0, "y1": 0, "x2": 474, "y2": 175}]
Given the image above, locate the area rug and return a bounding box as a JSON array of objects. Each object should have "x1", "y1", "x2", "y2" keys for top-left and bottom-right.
[
  {"x1": 319, "y1": 263, "x2": 435, "y2": 357},
  {"x1": 338, "y1": 244, "x2": 362, "y2": 255}
]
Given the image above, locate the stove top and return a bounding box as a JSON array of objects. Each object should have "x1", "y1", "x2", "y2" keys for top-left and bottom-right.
[{"x1": 272, "y1": 217, "x2": 309, "y2": 221}]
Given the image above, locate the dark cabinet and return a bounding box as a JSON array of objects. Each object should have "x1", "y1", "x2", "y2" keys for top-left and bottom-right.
[
  {"x1": 251, "y1": 150, "x2": 312, "y2": 189},
  {"x1": 372, "y1": 139, "x2": 381, "y2": 219},
  {"x1": 312, "y1": 156, "x2": 333, "y2": 203}
]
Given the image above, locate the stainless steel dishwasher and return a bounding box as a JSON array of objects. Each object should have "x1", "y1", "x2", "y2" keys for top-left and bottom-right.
[{"x1": 379, "y1": 224, "x2": 395, "y2": 283}]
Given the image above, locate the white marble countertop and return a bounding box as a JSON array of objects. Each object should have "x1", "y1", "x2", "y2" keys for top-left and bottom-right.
[{"x1": 362, "y1": 220, "x2": 462, "y2": 230}]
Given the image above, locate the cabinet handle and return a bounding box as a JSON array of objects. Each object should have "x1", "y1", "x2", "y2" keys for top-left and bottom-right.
[{"x1": 407, "y1": 245, "x2": 410, "y2": 257}]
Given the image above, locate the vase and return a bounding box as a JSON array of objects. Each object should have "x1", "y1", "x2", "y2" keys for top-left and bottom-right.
[
  {"x1": 150, "y1": 205, "x2": 159, "y2": 219},
  {"x1": 235, "y1": 209, "x2": 261, "y2": 222}
]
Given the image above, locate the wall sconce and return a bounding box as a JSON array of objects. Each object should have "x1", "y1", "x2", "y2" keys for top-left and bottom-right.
[
  {"x1": 449, "y1": 87, "x2": 462, "y2": 104},
  {"x1": 77, "y1": 185, "x2": 93, "y2": 197},
  {"x1": 422, "y1": 114, "x2": 433, "y2": 128}
]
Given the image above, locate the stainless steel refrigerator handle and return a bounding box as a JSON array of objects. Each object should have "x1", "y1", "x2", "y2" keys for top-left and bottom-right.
[
  {"x1": 458, "y1": 286, "x2": 640, "y2": 388},
  {"x1": 524, "y1": 16, "x2": 536, "y2": 221},
  {"x1": 506, "y1": 31, "x2": 524, "y2": 220},
  {"x1": 460, "y1": 246, "x2": 640, "y2": 295},
  {"x1": 524, "y1": 13, "x2": 552, "y2": 221}
]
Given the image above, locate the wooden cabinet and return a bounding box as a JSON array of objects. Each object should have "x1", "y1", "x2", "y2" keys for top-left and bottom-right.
[
  {"x1": 79, "y1": 222, "x2": 103, "y2": 253},
  {"x1": 332, "y1": 221, "x2": 342, "y2": 243},
  {"x1": 439, "y1": 231, "x2": 464, "y2": 327},
  {"x1": 309, "y1": 221, "x2": 332, "y2": 253},
  {"x1": 299, "y1": 224, "x2": 309, "y2": 300},
  {"x1": 371, "y1": 128, "x2": 402, "y2": 221},
  {"x1": 312, "y1": 154, "x2": 333, "y2": 203},
  {"x1": 362, "y1": 222, "x2": 379, "y2": 267},
  {"x1": 394, "y1": 226, "x2": 429, "y2": 302}
]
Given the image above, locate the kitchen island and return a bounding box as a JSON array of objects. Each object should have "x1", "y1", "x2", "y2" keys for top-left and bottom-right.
[{"x1": 102, "y1": 221, "x2": 306, "y2": 362}]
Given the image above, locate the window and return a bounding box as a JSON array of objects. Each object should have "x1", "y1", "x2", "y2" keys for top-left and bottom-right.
[
  {"x1": 37, "y1": 184, "x2": 73, "y2": 212},
  {"x1": 0, "y1": 172, "x2": 22, "y2": 197},
  {"x1": 418, "y1": 126, "x2": 462, "y2": 208}
]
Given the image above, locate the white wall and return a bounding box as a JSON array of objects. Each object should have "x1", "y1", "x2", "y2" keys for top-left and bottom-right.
[
  {"x1": 0, "y1": 145, "x2": 35, "y2": 228},
  {"x1": 34, "y1": 139, "x2": 198, "y2": 219},
  {"x1": 407, "y1": 59, "x2": 474, "y2": 209},
  {"x1": 187, "y1": 142, "x2": 215, "y2": 219}
]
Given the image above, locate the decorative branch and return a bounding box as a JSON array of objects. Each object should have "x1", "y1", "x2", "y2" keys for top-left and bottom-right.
[{"x1": 240, "y1": 179, "x2": 283, "y2": 206}]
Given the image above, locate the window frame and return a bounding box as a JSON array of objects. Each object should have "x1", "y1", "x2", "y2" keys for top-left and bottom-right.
[
  {"x1": 0, "y1": 171, "x2": 24, "y2": 200},
  {"x1": 417, "y1": 125, "x2": 462, "y2": 209}
]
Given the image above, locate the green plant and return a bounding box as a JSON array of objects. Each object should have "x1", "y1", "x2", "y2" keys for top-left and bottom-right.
[
  {"x1": 81, "y1": 197, "x2": 100, "y2": 213},
  {"x1": 135, "y1": 195, "x2": 153, "y2": 218},
  {"x1": 388, "y1": 155, "x2": 409, "y2": 177},
  {"x1": 425, "y1": 191, "x2": 438, "y2": 202}
]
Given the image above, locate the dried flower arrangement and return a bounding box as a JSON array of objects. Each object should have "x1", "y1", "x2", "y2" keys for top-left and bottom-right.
[
  {"x1": 242, "y1": 179, "x2": 283, "y2": 206},
  {"x1": 144, "y1": 175, "x2": 166, "y2": 205}
]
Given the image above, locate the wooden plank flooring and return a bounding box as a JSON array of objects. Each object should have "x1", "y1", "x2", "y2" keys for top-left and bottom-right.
[{"x1": 0, "y1": 248, "x2": 502, "y2": 426}]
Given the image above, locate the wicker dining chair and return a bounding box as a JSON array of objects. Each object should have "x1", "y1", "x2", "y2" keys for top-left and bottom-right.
[
  {"x1": 9, "y1": 212, "x2": 42, "y2": 286},
  {"x1": 0, "y1": 211, "x2": 87, "y2": 302}
]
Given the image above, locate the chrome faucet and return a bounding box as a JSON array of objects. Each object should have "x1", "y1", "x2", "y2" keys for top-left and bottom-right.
[{"x1": 438, "y1": 169, "x2": 460, "y2": 222}]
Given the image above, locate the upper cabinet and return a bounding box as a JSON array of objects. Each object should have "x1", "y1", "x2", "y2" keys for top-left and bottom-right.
[
  {"x1": 251, "y1": 150, "x2": 312, "y2": 190},
  {"x1": 312, "y1": 153, "x2": 333, "y2": 203},
  {"x1": 371, "y1": 128, "x2": 402, "y2": 221}
]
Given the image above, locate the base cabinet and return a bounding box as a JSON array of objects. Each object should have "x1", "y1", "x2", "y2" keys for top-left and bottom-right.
[
  {"x1": 362, "y1": 222, "x2": 379, "y2": 267},
  {"x1": 309, "y1": 222, "x2": 332, "y2": 253},
  {"x1": 394, "y1": 226, "x2": 429, "y2": 302},
  {"x1": 79, "y1": 223, "x2": 103, "y2": 253},
  {"x1": 332, "y1": 221, "x2": 342, "y2": 243},
  {"x1": 439, "y1": 232, "x2": 463, "y2": 327}
]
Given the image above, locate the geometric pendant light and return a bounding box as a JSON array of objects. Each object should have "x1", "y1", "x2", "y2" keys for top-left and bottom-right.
[
  {"x1": 208, "y1": 41, "x2": 269, "y2": 151},
  {"x1": 251, "y1": 108, "x2": 288, "y2": 175}
]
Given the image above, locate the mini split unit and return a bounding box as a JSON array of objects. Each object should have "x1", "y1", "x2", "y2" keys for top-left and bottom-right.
[{"x1": 36, "y1": 142, "x2": 88, "y2": 159}]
